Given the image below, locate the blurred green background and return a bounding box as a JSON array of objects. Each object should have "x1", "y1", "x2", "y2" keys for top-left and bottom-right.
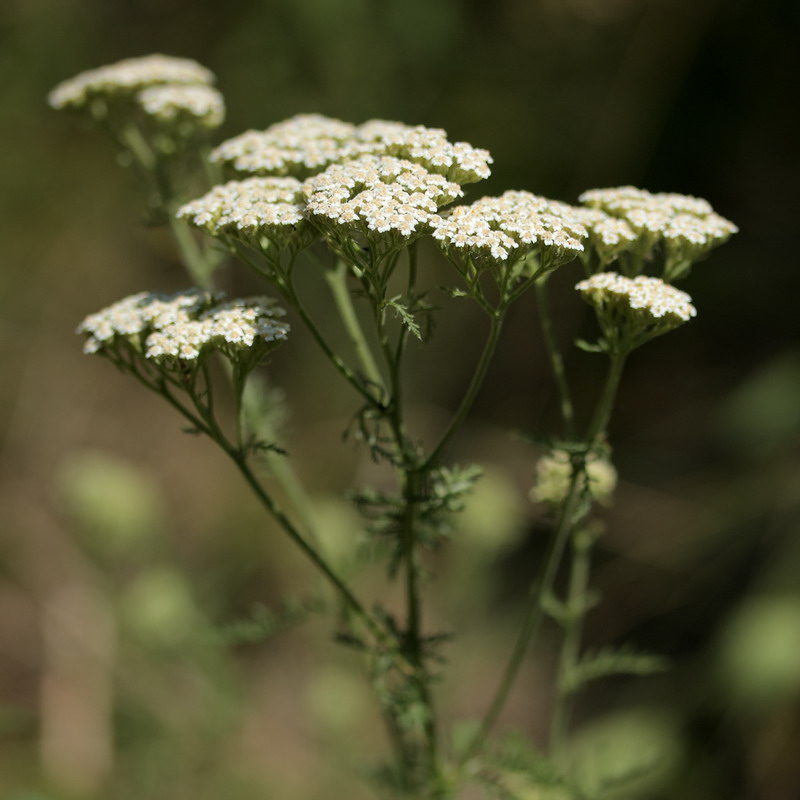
[{"x1": 1, "y1": 0, "x2": 799, "y2": 797}]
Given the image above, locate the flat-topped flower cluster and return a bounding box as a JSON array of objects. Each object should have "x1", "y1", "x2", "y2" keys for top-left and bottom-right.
[
  {"x1": 210, "y1": 113, "x2": 493, "y2": 184},
  {"x1": 48, "y1": 54, "x2": 224, "y2": 130},
  {"x1": 576, "y1": 273, "x2": 696, "y2": 323},
  {"x1": 177, "y1": 177, "x2": 308, "y2": 238},
  {"x1": 137, "y1": 84, "x2": 225, "y2": 128},
  {"x1": 431, "y1": 190, "x2": 588, "y2": 266},
  {"x1": 576, "y1": 272, "x2": 697, "y2": 351},
  {"x1": 79, "y1": 289, "x2": 289, "y2": 364},
  {"x1": 303, "y1": 155, "x2": 463, "y2": 240},
  {"x1": 50, "y1": 56, "x2": 739, "y2": 364},
  {"x1": 578, "y1": 186, "x2": 738, "y2": 279}
]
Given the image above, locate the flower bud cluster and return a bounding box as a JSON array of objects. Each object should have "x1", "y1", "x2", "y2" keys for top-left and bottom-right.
[
  {"x1": 78, "y1": 289, "x2": 288, "y2": 365},
  {"x1": 576, "y1": 272, "x2": 696, "y2": 350},
  {"x1": 302, "y1": 155, "x2": 463, "y2": 250},
  {"x1": 431, "y1": 191, "x2": 587, "y2": 270},
  {"x1": 177, "y1": 177, "x2": 312, "y2": 254},
  {"x1": 579, "y1": 186, "x2": 738, "y2": 279},
  {"x1": 531, "y1": 449, "x2": 617, "y2": 508},
  {"x1": 211, "y1": 114, "x2": 493, "y2": 184}
]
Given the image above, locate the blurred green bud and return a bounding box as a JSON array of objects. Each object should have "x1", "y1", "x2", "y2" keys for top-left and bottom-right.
[
  {"x1": 56, "y1": 449, "x2": 165, "y2": 560},
  {"x1": 120, "y1": 567, "x2": 202, "y2": 648},
  {"x1": 310, "y1": 494, "x2": 363, "y2": 566},
  {"x1": 530, "y1": 450, "x2": 617, "y2": 509},
  {"x1": 458, "y1": 467, "x2": 526, "y2": 556},
  {"x1": 304, "y1": 664, "x2": 370, "y2": 735},
  {"x1": 717, "y1": 595, "x2": 800, "y2": 709}
]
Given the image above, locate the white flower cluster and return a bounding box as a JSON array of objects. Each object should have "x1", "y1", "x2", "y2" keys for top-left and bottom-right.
[
  {"x1": 576, "y1": 272, "x2": 697, "y2": 323},
  {"x1": 531, "y1": 449, "x2": 617, "y2": 508},
  {"x1": 210, "y1": 114, "x2": 359, "y2": 177},
  {"x1": 354, "y1": 120, "x2": 493, "y2": 184},
  {"x1": 137, "y1": 84, "x2": 225, "y2": 128},
  {"x1": 578, "y1": 186, "x2": 737, "y2": 274},
  {"x1": 146, "y1": 298, "x2": 289, "y2": 361},
  {"x1": 570, "y1": 207, "x2": 638, "y2": 266},
  {"x1": 211, "y1": 115, "x2": 493, "y2": 184},
  {"x1": 177, "y1": 177, "x2": 307, "y2": 239},
  {"x1": 303, "y1": 155, "x2": 463, "y2": 240},
  {"x1": 48, "y1": 54, "x2": 215, "y2": 110},
  {"x1": 78, "y1": 290, "x2": 288, "y2": 363},
  {"x1": 431, "y1": 191, "x2": 587, "y2": 264}
]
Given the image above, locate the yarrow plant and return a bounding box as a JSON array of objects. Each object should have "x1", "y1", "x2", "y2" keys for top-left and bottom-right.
[{"x1": 53, "y1": 54, "x2": 738, "y2": 799}]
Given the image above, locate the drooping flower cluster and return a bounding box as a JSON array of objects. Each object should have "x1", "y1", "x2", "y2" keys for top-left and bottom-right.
[
  {"x1": 431, "y1": 191, "x2": 587, "y2": 285},
  {"x1": 78, "y1": 289, "x2": 288, "y2": 368},
  {"x1": 210, "y1": 114, "x2": 493, "y2": 185},
  {"x1": 48, "y1": 54, "x2": 216, "y2": 111},
  {"x1": 579, "y1": 186, "x2": 738, "y2": 280},
  {"x1": 531, "y1": 449, "x2": 617, "y2": 509},
  {"x1": 137, "y1": 84, "x2": 225, "y2": 128},
  {"x1": 576, "y1": 272, "x2": 696, "y2": 351},
  {"x1": 177, "y1": 177, "x2": 313, "y2": 262},
  {"x1": 302, "y1": 155, "x2": 464, "y2": 262}
]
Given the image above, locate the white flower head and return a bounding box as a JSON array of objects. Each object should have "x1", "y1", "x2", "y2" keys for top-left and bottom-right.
[
  {"x1": 145, "y1": 297, "x2": 289, "y2": 364},
  {"x1": 570, "y1": 207, "x2": 638, "y2": 268},
  {"x1": 576, "y1": 271, "x2": 696, "y2": 350},
  {"x1": 432, "y1": 191, "x2": 587, "y2": 276},
  {"x1": 210, "y1": 114, "x2": 359, "y2": 178},
  {"x1": 303, "y1": 155, "x2": 463, "y2": 255},
  {"x1": 531, "y1": 449, "x2": 617, "y2": 508},
  {"x1": 211, "y1": 115, "x2": 493, "y2": 185},
  {"x1": 49, "y1": 54, "x2": 215, "y2": 111},
  {"x1": 78, "y1": 290, "x2": 288, "y2": 368},
  {"x1": 137, "y1": 84, "x2": 225, "y2": 129},
  {"x1": 177, "y1": 177, "x2": 312, "y2": 258},
  {"x1": 578, "y1": 186, "x2": 737, "y2": 279},
  {"x1": 351, "y1": 120, "x2": 493, "y2": 184}
]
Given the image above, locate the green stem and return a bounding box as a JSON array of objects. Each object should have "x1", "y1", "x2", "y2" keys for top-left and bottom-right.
[
  {"x1": 325, "y1": 260, "x2": 387, "y2": 396},
  {"x1": 119, "y1": 123, "x2": 216, "y2": 288},
  {"x1": 168, "y1": 212, "x2": 215, "y2": 289},
  {"x1": 584, "y1": 351, "x2": 627, "y2": 445},
  {"x1": 535, "y1": 279, "x2": 575, "y2": 439},
  {"x1": 550, "y1": 530, "x2": 592, "y2": 763},
  {"x1": 423, "y1": 311, "x2": 504, "y2": 470},
  {"x1": 229, "y1": 449, "x2": 379, "y2": 633},
  {"x1": 283, "y1": 272, "x2": 383, "y2": 409},
  {"x1": 399, "y1": 469, "x2": 440, "y2": 780},
  {"x1": 463, "y1": 464, "x2": 585, "y2": 763}
]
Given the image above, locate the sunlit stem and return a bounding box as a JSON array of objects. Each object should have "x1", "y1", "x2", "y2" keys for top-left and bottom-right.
[{"x1": 325, "y1": 259, "x2": 387, "y2": 396}]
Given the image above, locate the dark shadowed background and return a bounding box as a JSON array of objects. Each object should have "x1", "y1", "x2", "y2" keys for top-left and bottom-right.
[{"x1": 1, "y1": 0, "x2": 799, "y2": 798}]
